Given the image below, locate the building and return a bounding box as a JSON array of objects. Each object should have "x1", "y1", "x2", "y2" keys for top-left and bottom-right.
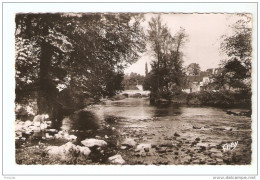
[{"x1": 182, "y1": 68, "x2": 223, "y2": 93}]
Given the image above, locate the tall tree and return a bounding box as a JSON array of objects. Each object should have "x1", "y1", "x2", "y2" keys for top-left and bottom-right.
[
  {"x1": 15, "y1": 13, "x2": 146, "y2": 122},
  {"x1": 145, "y1": 15, "x2": 187, "y2": 99}
]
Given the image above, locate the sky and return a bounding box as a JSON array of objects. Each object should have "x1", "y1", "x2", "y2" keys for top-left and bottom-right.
[{"x1": 124, "y1": 13, "x2": 239, "y2": 76}]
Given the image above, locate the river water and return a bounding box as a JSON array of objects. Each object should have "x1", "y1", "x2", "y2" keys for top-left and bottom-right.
[
  {"x1": 60, "y1": 97, "x2": 252, "y2": 165},
  {"x1": 16, "y1": 97, "x2": 252, "y2": 165}
]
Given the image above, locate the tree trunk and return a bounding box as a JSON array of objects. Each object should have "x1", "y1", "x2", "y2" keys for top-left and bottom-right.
[{"x1": 37, "y1": 41, "x2": 60, "y2": 123}]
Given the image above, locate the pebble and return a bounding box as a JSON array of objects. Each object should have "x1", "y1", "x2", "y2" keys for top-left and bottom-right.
[
  {"x1": 121, "y1": 138, "x2": 137, "y2": 147},
  {"x1": 159, "y1": 143, "x2": 173, "y2": 148},
  {"x1": 158, "y1": 148, "x2": 167, "y2": 153},
  {"x1": 120, "y1": 146, "x2": 127, "y2": 150},
  {"x1": 135, "y1": 144, "x2": 151, "y2": 152},
  {"x1": 174, "y1": 132, "x2": 180, "y2": 137}
]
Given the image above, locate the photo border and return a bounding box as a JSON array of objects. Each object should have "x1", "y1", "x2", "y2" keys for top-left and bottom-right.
[{"x1": 1, "y1": 1, "x2": 258, "y2": 176}]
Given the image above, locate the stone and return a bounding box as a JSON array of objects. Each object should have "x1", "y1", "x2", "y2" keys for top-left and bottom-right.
[
  {"x1": 54, "y1": 132, "x2": 77, "y2": 141},
  {"x1": 25, "y1": 120, "x2": 32, "y2": 127},
  {"x1": 121, "y1": 138, "x2": 137, "y2": 147},
  {"x1": 81, "y1": 138, "x2": 107, "y2": 147},
  {"x1": 225, "y1": 127, "x2": 233, "y2": 131},
  {"x1": 29, "y1": 126, "x2": 40, "y2": 131},
  {"x1": 40, "y1": 123, "x2": 48, "y2": 130},
  {"x1": 33, "y1": 114, "x2": 49, "y2": 123},
  {"x1": 47, "y1": 129, "x2": 57, "y2": 132},
  {"x1": 47, "y1": 146, "x2": 63, "y2": 156},
  {"x1": 65, "y1": 134, "x2": 77, "y2": 141},
  {"x1": 135, "y1": 144, "x2": 152, "y2": 152},
  {"x1": 151, "y1": 144, "x2": 157, "y2": 148},
  {"x1": 159, "y1": 143, "x2": 174, "y2": 148},
  {"x1": 46, "y1": 142, "x2": 74, "y2": 160},
  {"x1": 34, "y1": 122, "x2": 41, "y2": 127},
  {"x1": 193, "y1": 126, "x2": 201, "y2": 129},
  {"x1": 76, "y1": 146, "x2": 91, "y2": 156},
  {"x1": 195, "y1": 138, "x2": 200, "y2": 142},
  {"x1": 144, "y1": 147, "x2": 150, "y2": 152},
  {"x1": 158, "y1": 147, "x2": 167, "y2": 153},
  {"x1": 200, "y1": 146, "x2": 206, "y2": 151},
  {"x1": 46, "y1": 142, "x2": 91, "y2": 160},
  {"x1": 174, "y1": 132, "x2": 180, "y2": 137},
  {"x1": 108, "y1": 154, "x2": 125, "y2": 165},
  {"x1": 45, "y1": 133, "x2": 53, "y2": 139},
  {"x1": 120, "y1": 146, "x2": 127, "y2": 150}
]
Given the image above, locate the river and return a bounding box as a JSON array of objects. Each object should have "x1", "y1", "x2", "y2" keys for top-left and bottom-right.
[{"x1": 16, "y1": 97, "x2": 252, "y2": 165}]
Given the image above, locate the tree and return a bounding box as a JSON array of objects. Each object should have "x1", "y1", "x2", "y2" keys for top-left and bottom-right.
[
  {"x1": 213, "y1": 58, "x2": 248, "y2": 90},
  {"x1": 15, "y1": 13, "x2": 146, "y2": 122},
  {"x1": 122, "y1": 73, "x2": 145, "y2": 90},
  {"x1": 218, "y1": 14, "x2": 252, "y2": 91},
  {"x1": 186, "y1": 63, "x2": 201, "y2": 76},
  {"x1": 145, "y1": 62, "x2": 148, "y2": 76},
  {"x1": 145, "y1": 15, "x2": 187, "y2": 100}
]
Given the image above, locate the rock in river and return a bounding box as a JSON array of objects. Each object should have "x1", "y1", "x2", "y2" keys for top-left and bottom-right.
[
  {"x1": 135, "y1": 144, "x2": 152, "y2": 152},
  {"x1": 108, "y1": 154, "x2": 125, "y2": 165},
  {"x1": 195, "y1": 138, "x2": 200, "y2": 142},
  {"x1": 174, "y1": 132, "x2": 180, "y2": 137},
  {"x1": 81, "y1": 138, "x2": 107, "y2": 147},
  {"x1": 121, "y1": 138, "x2": 137, "y2": 147}
]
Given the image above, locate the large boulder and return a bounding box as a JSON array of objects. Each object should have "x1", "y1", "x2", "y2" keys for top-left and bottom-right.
[
  {"x1": 46, "y1": 142, "x2": 75, "y2": 160},
  {"x1": 108, "y1": 154, "x2": 125, "y2": 165},
  {"x1": 81, "y1": 138, "x2": 107, "y2": 147},
  {"x1": 46, "y1": 142, "x2": 91, "y2": 160}
]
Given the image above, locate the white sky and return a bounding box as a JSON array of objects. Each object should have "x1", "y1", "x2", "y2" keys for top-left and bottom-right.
[{"x1": 125, "y1": 13, "x2": 240, "y2": 76}]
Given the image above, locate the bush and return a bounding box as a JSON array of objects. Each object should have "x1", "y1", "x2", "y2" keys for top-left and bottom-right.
[{"x1": 186, "y1": 90, "x2": 251, "y2": 108}]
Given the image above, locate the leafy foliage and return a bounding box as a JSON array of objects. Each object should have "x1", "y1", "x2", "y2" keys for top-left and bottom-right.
[
  {"x1": 186, "y1": 63, "x2": 201, "y2": 76},
  {"x1": 217, "y1": 14, "x2": 252, "y2": 91},
  {"x1": 122, "y1": 72, "x2": 145, "y2": 90},
  {"x1": 144, "y1": 15, "x2": 187, "y2": 100},
  {"x1": 15, "y1": 13, "x2": 146, "y2": 120}
]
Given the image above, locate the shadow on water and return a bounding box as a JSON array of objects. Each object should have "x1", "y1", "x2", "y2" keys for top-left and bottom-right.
[
  {"x1": 60, "y1": 110, "x2": 100, "y2": 132},
  {"x1": 71, "y1": 111, "x2": 100, "y2": 131},
  {"x1": 153, "y1": 103, "x2": 182, "y2": 117}
]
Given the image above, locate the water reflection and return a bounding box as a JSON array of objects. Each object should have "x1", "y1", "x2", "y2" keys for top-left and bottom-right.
[
  {"x1": 59, "y1": 98, "x2": 242, "y2": 132},
  {"x1": 61, "y1": 110, "x2": 100, "y2": 131}
]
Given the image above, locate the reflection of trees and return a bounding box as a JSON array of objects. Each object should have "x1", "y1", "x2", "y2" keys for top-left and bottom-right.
[
  {"x1": 153, "y1": 104, "x2": 182, "y2": 117},
  {"x1": 71, "y1": 111, "x2": 100, "y2": 131}
]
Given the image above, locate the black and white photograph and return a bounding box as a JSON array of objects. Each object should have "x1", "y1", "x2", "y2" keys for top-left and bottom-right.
[{"x1": 1, "y1": 1, "x2": 258, "y2": 177}]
